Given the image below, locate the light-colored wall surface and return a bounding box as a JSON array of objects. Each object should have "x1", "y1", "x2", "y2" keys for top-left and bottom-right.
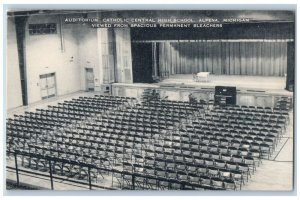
[
  {"x1": 77, "y1": 25, "x2": 99, "y2": 91},
  {"x1": 25, "y1": 15, "x2": 82, "y2": 104},
  {"x1": 6, "y1": 17, "x2": 23, "y2": 110},
  {"x1": 114, "y1": 28, "x2": 133, "y2": 83},
  {"x1": 7, "y1": 13, "x2": 137, "y2": 109}
]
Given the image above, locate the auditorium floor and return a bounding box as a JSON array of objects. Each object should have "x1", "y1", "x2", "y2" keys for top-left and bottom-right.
[
  {"x1": 5, "y1": 91, "x2": 294, "y2": 192},
  {"x1": 160, "y1": 74, "x2": 292, "y2": 95},
  {"x1": 241, "y1": 112, "x2": 294, "y2": 191},
  {"x1": 6, "y1": 90, "x2": 102, "y2": 119}
]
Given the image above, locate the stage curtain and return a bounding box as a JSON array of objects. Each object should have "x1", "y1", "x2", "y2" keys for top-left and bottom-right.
[{"x1": 158, "y1": 41, "x2": 287, "y2": 76}]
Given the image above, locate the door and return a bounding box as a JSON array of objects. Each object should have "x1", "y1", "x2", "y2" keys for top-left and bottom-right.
[
  {"x1": 40, "y1": 73, "x2": 56, "y2": 100},
  {"x1": 86, "y1": 68, "x2": 95, "y2": 91}
]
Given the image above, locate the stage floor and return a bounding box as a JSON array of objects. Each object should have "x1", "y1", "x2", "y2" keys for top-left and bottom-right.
[{"x1": 159, "y1": 74, "x2": 291, "y2": 94}]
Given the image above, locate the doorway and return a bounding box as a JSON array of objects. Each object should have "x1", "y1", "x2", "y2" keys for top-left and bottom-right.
[
  {"x1": 85, "y1": 68, "x2": 95, "y2": 91},
  {"x1": 131, "y1": 43, "x2": 154, "y2": 83},
  {"x1": 40, "y1": 73, "x2": 57, "y2": 100}
]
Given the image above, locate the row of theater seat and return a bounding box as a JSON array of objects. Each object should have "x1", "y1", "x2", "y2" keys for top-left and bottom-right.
[{"x1": 6, "y1": 95, "x2": 290, "y2": 190}]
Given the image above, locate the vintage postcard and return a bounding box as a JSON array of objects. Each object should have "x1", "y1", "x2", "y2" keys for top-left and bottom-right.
[{"x1": 5, "y1": 9, "x2": 295, "y2": 192}]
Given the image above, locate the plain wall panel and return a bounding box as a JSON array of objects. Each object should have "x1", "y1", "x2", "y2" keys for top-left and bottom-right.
[
  {"x1": 25, "y1": 15, "x2": 82, "y2": 104},
  {"x1": 114, "y1": 28, "x2": 133, "y2": 83},
  {"x1": 78, "y1": 25, "x2": 99, "y2": 91},
  {"x1": 7, "y1": 17, "x2": 23, "y2": 109},
  {"x1": 239, "y1": 95, "x2": 255, "y2": 106}
]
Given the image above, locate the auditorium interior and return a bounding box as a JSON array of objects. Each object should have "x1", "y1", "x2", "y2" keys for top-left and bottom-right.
[{"x1": 5, "y1": 10, "x2": 295, "y2": 191}]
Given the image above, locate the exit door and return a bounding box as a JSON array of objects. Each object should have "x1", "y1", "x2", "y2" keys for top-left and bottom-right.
[
  {"x1": 40, "y1": 73, "x2": 57, "y2": 100},
  {"x1": 86, "y1": 68, "x2": 95, "y2": 91}
]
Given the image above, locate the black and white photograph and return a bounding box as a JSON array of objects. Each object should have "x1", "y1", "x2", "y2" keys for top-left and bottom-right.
[{"x1": 4, "y1": 8, "x2": 295, "y2": 192}]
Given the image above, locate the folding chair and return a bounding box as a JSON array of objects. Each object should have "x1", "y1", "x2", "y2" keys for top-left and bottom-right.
[
  {"x1": 188, "y1": 172, "x2": 200, "y2": 185},
  {"x1": 238, "y1": 163, "x2": 251, "y2": 182},
  {"x1": 134, "y1": 172, "x2": 146, "y2": 189},
  {"x1": 211, "y1": 177, "x2": 224, "y2": 189},
  {"x1": 197, "y1": 164, "x2": 207, "y2": 175},
  {"x1": 166, "y1": 161, "x2": 176, "y2": 171},
  {"x1": 231, "y1": 170, "x2": 244, "y2": 189},
  {"x1": 215, "y1": 159, "x2": 226, "y2": 169},
  {"x1": 200, "y1": 175, "x2": 211, "y2": 186},
  {"x1": 156, "y1": 175, "x2": 169, "y2": 190},
  {"x1": 123, "y1": 171, "x2": 134, "y2": 190},
  {"x1": 169, "y1": 179, "x2": 182, "y2": 190},
  {"x1": 260, "y1": 143, "x2": 271, "y2": 159},
  {"x1": 194, "y1": 156, "x2": 205, "y2": 165},
  {"x1": 175, "y1": 161, "x2": 186, "y2": 171},
  {"x1": 145, "y1": 175, "x2": 158, "y2": 190},
  {"x1": 223, "y1": 179, "x2": 236, "y2": 190}
]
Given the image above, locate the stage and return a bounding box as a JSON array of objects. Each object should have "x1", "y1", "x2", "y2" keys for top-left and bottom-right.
[
  {"x1": 159, "y1": 74, "x2": 290, "y2": 95},
  {"x1": 112, "y1": 74, "x2": 292, "y2": 107}
]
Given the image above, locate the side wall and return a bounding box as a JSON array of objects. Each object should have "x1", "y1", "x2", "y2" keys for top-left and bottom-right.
[
  {"x1": 7, "y1": 13, "x2": 135, "y2": 109},
  {"x1": 114, "y1": 28, "x2": 133, "y2": 83},
  {"x1": 7, "y1": 17, "x2": 23, "y2": 110},
  {"x1": 25, "y1": 15, "x2": 82, "y2": 104},
  {"x1": 78, "y1": 24, "x2": 99, "y2": 91}
]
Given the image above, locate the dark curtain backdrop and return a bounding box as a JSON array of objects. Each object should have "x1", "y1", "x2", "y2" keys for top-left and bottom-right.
[{"x1": 158, "y1": 41, "x2": 287, "y2": 76}]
